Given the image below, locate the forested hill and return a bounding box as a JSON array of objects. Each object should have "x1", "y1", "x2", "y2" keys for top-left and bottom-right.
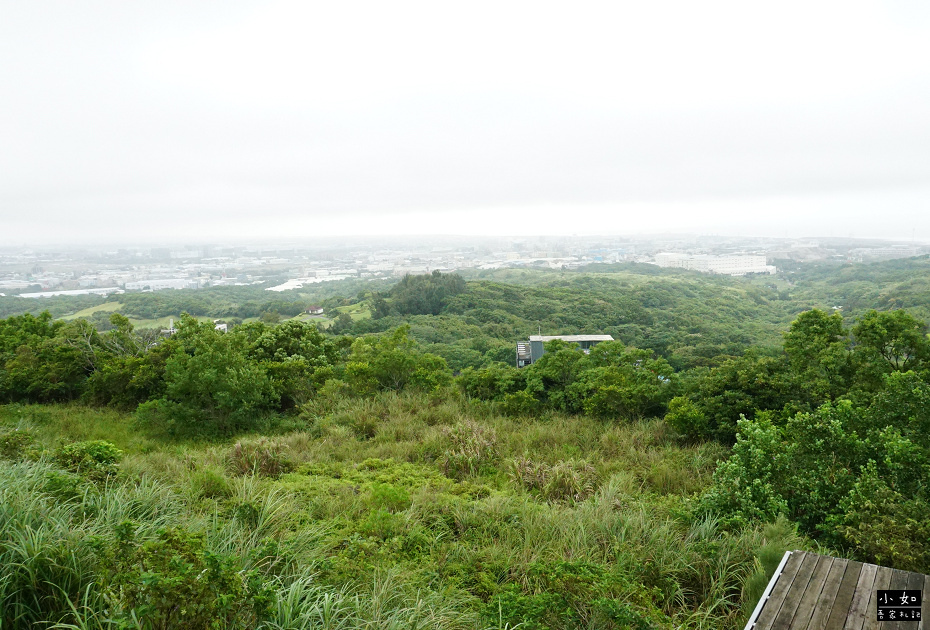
[
  {"x1": 3, "y1": 257, "x2": 929, "y2": 368},
  {"x1": 334, "y1": 256, "x2": 930, "y2": 370},
  {"x1": 775, "y1": 255, "x2": 930, "y2": 321},
  {"x1": 343, "y1": 272, "x2": 788, "y2": 370}
]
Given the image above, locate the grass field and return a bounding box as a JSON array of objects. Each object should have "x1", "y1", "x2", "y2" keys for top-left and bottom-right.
[
  {"x1": 286, "y1": 312, "x2": 332, "y2": 325},
  {"x1": 0, "y1": 395, "x2": 816, "y2": 629},
  {"x1": 126, "y1": 314, "x2": 216, "y2": 329},
  {"x1": 335, "y1": 302, "x2": 372, "y2": 321},
  {"x1": 54, "y1": 302, "x2": 218, "y2": 330},
  {"x1": 59, "y1": 301, "x2": 123, "y2": 320}
]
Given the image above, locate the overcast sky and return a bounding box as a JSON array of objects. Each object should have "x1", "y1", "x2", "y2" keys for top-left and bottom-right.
[{"x1": 2, "y1": 1, "x2": 929, "y2": 245}]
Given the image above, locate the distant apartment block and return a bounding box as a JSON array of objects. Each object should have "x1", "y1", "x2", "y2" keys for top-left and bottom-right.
[
  {"x1": 19, "y1": 287, "x2": 124, "y2": 299},
  {"x1": 516, "y1": 334, "x2": 614, "y2": 368},
  {"x1": 848, "y1": 247, "x2": 922, "y2": 262},
  {"x1": 124, "y1": 278, "x2": 200, "y2": 291},
  {"x1": 0, "y1": 280, "x2": 34, "y2": 291},
  {"x1": 654, "y1": 253, "x2": 775, "y2": 276}
]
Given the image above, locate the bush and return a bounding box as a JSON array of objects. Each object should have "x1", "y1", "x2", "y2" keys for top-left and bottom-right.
[
  {"x1": 510, "y1": 457, "x2": 598, "y2": 503},
  {"x1": 41, "y1": 469, "x2": 86, "y2": 502},
  {"x1": 138, "y1": 315, "x2": 276, "y2": 437},
  {"x1": 499, "y1": 390, "x2": 539, "y2": 417},
  {"x1": 54, "y1": 440, "x2": 122, "y2": 481},
  {"x1": 458, "y1": 363, "x2": 525, "y2": 401},
  {"x1": 357, "y1": 509, "x2": 405, "y2": 540},
  {"x1": 228, "y1": 438, "x2": 293, "y2": 478},
  {"x1": 835, "y1": 462, "x2": 930, "y2": 572},
  {"x1": 368, "y1": 482, "x2": 411, "y2": 513},
  {"x1": 190, "y1": 468, "x2": 232, "y2": 499},
  {"x1": 0, "y1": 426, "x2": 38, "y2": 459},
  {"x1": 664, "y1": 396, "x2": 709, "y2": 441},
  {"x1": 488, "y1": 560, "x2": 664, "y2": 630},
  {"x1": 441, "y1": 420, "x2": 498, "y2": 478},
  {"x1": 109, "y1": 524, "x2": 274, "y2": 629},
  {"x1": 344, "y1": 326, "x2": 453, "y2": 394}
]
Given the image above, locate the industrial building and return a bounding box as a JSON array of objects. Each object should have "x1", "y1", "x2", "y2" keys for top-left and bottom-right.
[
  {"x1": 124, "y1": 278, "x2": 200, "y2": 291},
  {"x1": 847, "y1": 246, "x2": 923, "y2": 262},
  {"x1": 516, "y1": 334, "x2": 614, "y2": 367},
  {"x1": 654, "y1": 253, "x2": 775, "y2": 276}
]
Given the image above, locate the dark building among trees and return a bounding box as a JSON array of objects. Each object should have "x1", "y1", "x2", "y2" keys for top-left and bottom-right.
[{"x1": 516, "y1": 334, "x2": 614, "y2": 367}]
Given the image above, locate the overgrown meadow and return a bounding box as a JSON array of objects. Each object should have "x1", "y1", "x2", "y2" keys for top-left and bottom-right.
[{"x1": 0, "y1": 398, "x2": 796, "y2": 630}]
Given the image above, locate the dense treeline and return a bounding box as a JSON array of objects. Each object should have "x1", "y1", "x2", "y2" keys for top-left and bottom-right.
[
  {"x1": 0, "y1": 309, "x2": 679, "y2": 438},
  {"x1": 0, "y1": 312, "x2": 344, "y2": 433},
  {"x1": 679, "y1": 308, "x2": 930, "y2": 572},
  {"x1": 372, "y1": 270, "x2": 468, "y2": 317},
  {"x1": 668, "y1": 308, "x2": 930, "y2": 442},
  {"x1": 776, "y1": 255, "x2": 930, "y2": 321}
]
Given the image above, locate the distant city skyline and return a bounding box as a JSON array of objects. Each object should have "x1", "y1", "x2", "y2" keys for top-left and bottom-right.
[
  {"x1": 2, "y1": 1, "x2": 929, "y2": 245},
  {"x1": 2, "y1": 231, "x2": 926, "y2": 301}
]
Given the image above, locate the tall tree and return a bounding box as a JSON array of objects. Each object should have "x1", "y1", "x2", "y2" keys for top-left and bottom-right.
[{"x1": 783, "y1": 309, "x2": 850, "y2": 401}]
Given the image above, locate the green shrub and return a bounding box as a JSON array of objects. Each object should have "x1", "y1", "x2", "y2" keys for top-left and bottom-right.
[
  {"x1": 835, "y1": 462, "x2": 930, "y2": 572},
  {"x1": 488, "y1": 561, "x2": 665, "y2": 630},
  {"x1": 357, "y1": 508, "x2": 404, "y2": 540},
  {"x1": 41, "y1": 469, "x2": 86, "y2": 502},
  {"x1": 135, "y1": 315, "x2": 276, "y2": 437},
  {"x1": 368, "y1": 482, "x2": 411, "y2": 512},
  {"x1": 441, "y1": 420, "x2": 498, "y2": 478},
  {"x1": 510, "y1": 457, "x2": 599, "y2": 503},
  {"x1": 0, "y1": 426, "x2": 38, "y2": 459},
  {"x1": 228, "y1": 438, "x2": 293, "y2": 478},
  {"x1": 190, "y1": 468, "x2": 232, "y2": 499},
  {"x1": 458, "y1": 363, "x2": 525, "y2": 401},
  {"x1": 109, "y1": 524, "x2": 274, "y2": 629},
  {"x1": 664, "y1": 396, "x2": 709, "y2": 441},
  {"x1": 54, "y1": 439, "x2": 122, "y2": 481},
  {"x1": 499, "y1": 390, "x2": 539, "y2": 416}
]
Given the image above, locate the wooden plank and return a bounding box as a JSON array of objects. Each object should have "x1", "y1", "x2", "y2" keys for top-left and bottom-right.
[
  {"x1": 788, "y1": 555, "x2": 833, "y2": 630},
  {"x1": 881, "y1": 570, "x2": 921, "y2": 630},
  {"x1": 844, "y1": 562, "x2": 880, "y2": 630},
  {"x1": 806, "y1": 558, "x2": 850, "y2": 630},
  {"x1": 754, "y1": 551, "x2": 806, "y2": 630},
  {"x1": 917, "y1": 575, "x2": 930, "y2": 630},
  {"x1": 865, "y1": 565, "x2": 896, "y2": 630},
  {"x1": 773, "y1": 552, "x2": 820, "y2": 630},
  {"x1": 823, "y1": 561, "x2": 864, "y2": 630}
]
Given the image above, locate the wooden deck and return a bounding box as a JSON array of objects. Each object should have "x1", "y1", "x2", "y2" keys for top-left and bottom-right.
[{"x1": 745, "y1": 550, "x2": 928, "y2": 629}]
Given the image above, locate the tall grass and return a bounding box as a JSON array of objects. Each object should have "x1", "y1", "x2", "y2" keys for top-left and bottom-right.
[
  {"x1": 1, "y1": 395, "x2": 817, "y2": 629},
  {"x1": 0, "y1": 458, "x2": 180, "y2": 628}
]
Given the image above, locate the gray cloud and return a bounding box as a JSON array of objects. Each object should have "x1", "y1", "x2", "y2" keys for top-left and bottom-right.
[{"x1": 2, "y1": 1, "x2": 929, "y2": 244}]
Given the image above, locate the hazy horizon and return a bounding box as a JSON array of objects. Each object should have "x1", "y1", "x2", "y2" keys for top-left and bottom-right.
[{"x1": 2, "y1": 1, "x2": 929, "y2": 245}]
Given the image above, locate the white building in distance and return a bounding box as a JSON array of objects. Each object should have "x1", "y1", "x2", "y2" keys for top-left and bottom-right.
[
  {"x1": 19, "y1": 287, "x2": 124, "y2": 298},
  {"x1": 655, "y1": 253, "x2": 775, "y2": 276},
  {"x1": 847, "y1": 247, "x2": 923, "y2": 262},
  {"x1": 124, "y1": 278, "x2": 200, "y2": 291}
]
